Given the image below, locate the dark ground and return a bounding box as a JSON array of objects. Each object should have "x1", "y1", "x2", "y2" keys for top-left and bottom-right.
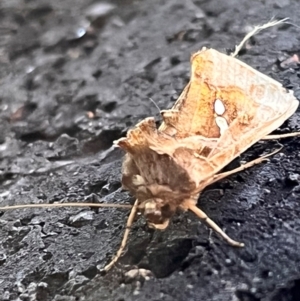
[{"x1": 1, "y1": 0, "x2": 300, "y2": 300}]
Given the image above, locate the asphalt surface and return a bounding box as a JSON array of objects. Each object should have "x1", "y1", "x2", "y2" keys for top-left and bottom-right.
[{"x1": 0, "y1": 0, "x2": 300, "y2": 300}]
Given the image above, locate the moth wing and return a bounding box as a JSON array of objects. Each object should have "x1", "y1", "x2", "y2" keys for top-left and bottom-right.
[
  {"x1": 159, "y1": 48, "x2": 298, "y2": 171},
  {"x1": 191, "y1": 49, "x2": 299, "y2": 172},
  {"x1": 159, "y1": 48, "x2": 298, "y2": 141}
]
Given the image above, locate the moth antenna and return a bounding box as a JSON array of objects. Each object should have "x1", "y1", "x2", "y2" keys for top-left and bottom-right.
[
  {"x1": 0, "y1": 202, "x2": 132, "y2": 211},
  {"x1": 231, "y1": 18, "x2": 289, "y2": 58},
  {"x1": 149, "y1": 97, "x2": 161, "y2": 114}
]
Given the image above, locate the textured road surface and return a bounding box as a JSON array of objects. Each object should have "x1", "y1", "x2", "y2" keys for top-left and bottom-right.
[{"x1": 0, "y1": 0, "x2": 300, "y2": 300}]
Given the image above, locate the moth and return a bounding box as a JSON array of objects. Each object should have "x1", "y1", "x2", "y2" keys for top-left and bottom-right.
[
  {"x1": 118, "y1": 46, "x2": 299, "y2": 235},
  {"x1": 102, "y1": 20, "x2": 300, "y2": 270},
  {"x1": 0, "y1": 20, "x2": 299, "y2": 272}
]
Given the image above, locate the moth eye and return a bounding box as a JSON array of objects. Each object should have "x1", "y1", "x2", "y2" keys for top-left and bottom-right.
[
  {"x1": 214, "y1": 98, "x2": 226, "y2": 115},
  {"x1": 215, "y1": 116, "x2": 228, "y2": 136}
]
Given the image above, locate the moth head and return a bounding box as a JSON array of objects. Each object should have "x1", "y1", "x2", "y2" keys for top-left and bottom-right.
[{"x1": 140, "y1": 198, "x2": 174, "y2": 230}]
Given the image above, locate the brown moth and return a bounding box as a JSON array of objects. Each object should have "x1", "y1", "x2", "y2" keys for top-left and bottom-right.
[
  {"x1": 115, "y1": 47, "x2": 298, "y2": 243},
  {"x1": 102, "y1": 21, "x2": 300, "y2": 270},
  {"x1": 0, "y1": 20, "x2": 299, "y2": 272}
]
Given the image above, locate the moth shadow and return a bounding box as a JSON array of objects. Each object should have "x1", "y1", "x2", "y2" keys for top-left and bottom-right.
[{"x1": 119, "y1": 219, "x2": 197, "y2": 278}]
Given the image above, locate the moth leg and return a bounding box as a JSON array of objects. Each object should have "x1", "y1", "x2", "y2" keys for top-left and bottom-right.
[
  {"x1": 187, "y1": 148, "x2": 282, "y2": 247},
  {"x1": 211, "y1": 147, "x2": 282, "y2": 185},
  {"x1": 187, "y1": 202, "x2": 244, "y2": 247},
  {"x1": 262, "y1": 132, "x2": 300, "y2": 140},
  {"x1": 102, "y1": 199, "x2": 139, "y2": 272}
]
